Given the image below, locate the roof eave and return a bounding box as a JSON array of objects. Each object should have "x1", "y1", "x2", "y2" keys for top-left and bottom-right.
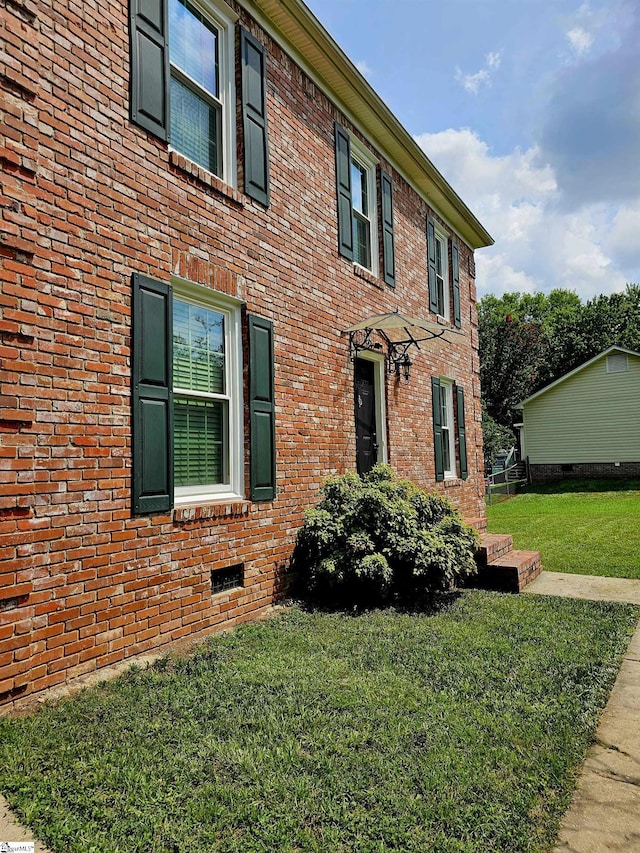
[
  {"x1": 240, "y1": 0, "x2": 494, "y2": 250},
  {"x1": 518, "y1": 346, "x2": 640, "y2": 407}
]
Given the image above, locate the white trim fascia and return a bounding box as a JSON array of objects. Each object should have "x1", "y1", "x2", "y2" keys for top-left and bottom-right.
[{"x1": 517, "y1": 346, "x2": 640, "y2": 408}]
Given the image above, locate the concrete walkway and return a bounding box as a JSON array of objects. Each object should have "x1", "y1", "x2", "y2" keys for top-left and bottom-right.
[
  {"x1": 524, "y1": 570, "x2": 640, "y2": 606},
  {"x1": 0, "y1": 793, "x2": 51, "y2": 852},
  {"x1": 2, "y1": 572, "x2": 640, "y2": 852},
  {"x1": 524, "y1": 571, "x2": 640, "y2": 852}
]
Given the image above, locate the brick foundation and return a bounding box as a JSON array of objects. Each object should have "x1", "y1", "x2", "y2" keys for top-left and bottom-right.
[{"x1": 530, "y1": 462, "x2": 640, "y2": 482}]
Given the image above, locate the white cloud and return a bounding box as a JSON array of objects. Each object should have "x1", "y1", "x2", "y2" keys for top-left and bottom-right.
[
  {"x1": 355, "y1": 60, "x2": 373, "y2": 79},
  {"x1": 566, "y1": 26, "x2": 593, "y2": 54},
  {"x1": 606, "y1": 204, "x2": 640, "y2": 269},
  {"x1": 415, "y1": 128, "x2": 633, "y2": 301},
  {"x1": 455, "y1": 51, "x2": 501, "y2": 95}
]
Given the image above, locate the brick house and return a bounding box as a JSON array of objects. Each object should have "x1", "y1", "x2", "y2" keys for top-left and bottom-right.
[{"x1": 0, "y1": 0, "x2": 493, "y2": 705}]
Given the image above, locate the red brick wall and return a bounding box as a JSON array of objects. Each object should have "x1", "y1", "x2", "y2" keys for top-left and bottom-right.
[{"x1": 0, "y1": 0, "x2": 486, "y2": 705}]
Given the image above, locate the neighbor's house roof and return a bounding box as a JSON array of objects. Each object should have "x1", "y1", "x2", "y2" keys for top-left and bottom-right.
[
  {"x1": 241, "y1": 0, "x2": 494, "y2": 251},
  {"x1": 518, "y1": 346, "x2": 640, "y2": 408}
]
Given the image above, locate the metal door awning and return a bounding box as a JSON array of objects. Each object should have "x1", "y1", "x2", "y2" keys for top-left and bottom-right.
[{"x1": 342, "y1": 309, "x2": 463, "y2": 381}]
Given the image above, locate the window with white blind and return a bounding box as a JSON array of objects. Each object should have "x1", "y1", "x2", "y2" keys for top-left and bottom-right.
[
  {"x1": 439, "y1": 379, "x2": 456, "y2": 478},
  {"x1": 349, "y1": 138, "x2": 378, "y2": 275},
  {"x1": 172, "y1": 280, "x2": 243, "y2": 503},
  {"x1": 168, "y1": 0, "x2": 235, "y2": 181}
]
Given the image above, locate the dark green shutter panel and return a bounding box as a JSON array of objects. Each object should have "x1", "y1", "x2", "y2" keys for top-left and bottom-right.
[
  {"x1": 456, "y1": 386, "x2": 468, "y2": 480},
  {"x1": 132, "y1": 273, "x2": 174, "y2": 514},
  {"x1": 431, "y1": 376, "x2": 445, "y2": 482},
  {"x1": 129, "y1": 0, "x2": 169, "y2": 141},
  {"x1": 241, "y1": 29, "x2": 270, "y2": 206},
  {"x1": 451, "y1": 240, "x2": 461, "y2": 328},
  {"x1": 380, "y1": 169, "x2": 395, "y2": 286},
  {"x1": 335, "y1": 122, "x2": 353, "y2": 260},
  {"x1": 427, "y1": 216, "x2": 438, "y2": 314},
  {"x1": 249, "y1": 315, "x2": 276, "y2": 501}
]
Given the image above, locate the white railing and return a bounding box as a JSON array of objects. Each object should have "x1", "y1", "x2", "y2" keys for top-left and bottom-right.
[{"x1": 485, "y1": 457, "x2": 529, "y2": 504}]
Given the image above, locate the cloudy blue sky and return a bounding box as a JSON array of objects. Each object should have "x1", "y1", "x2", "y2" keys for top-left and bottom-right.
[{"x1": 305, "y1": 0, "x2": 640, "y2": 301}]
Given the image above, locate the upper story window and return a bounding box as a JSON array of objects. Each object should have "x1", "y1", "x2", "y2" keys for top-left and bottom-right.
[
  {"x1": 169, "y1": 0, "x2": 221, "y2": 175},
  {"x1": 350, "y1": 140, "x2": 378, "y2": 275},
  {"x1": 168, "y1": 0, "x2": 234, "y2": 181},
  {"x1": 434, "y1": 229, "x2": 449, "y2": 319},
  {"x1": 351, "y1": 159, "x2": 372, "y2": 269},
  {"x1": 130, "y1": 0, "x2": 239, "y2": 187},
  {"x1": 427, "y1": 216, "x2": 460, "y2": 325},
  {"x1": 335, "y1": 124, "x2": 386, "y2": 279},
  {"x1": 436, "y1": 231, "x2": 449, "y2": 317}
]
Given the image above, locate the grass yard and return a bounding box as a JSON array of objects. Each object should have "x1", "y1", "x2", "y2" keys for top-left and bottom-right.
[
  {"x1": 486, "y1": 479, "x2": 640, "y2": 579},
  {"x1": 1, "y1": 593, "x2": 638, "y2": 853}
]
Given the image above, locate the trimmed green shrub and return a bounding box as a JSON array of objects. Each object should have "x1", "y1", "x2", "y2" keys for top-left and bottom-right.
[{"x1": 294, "y1": 465, "x2": 479, "y2": 605}]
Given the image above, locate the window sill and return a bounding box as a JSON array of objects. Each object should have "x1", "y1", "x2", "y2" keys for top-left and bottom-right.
[
  {"x1": 173, "y1": 500, "x2": 250, "y2": 523},
  {"x1": 353, "y1": 263, "x2": 383, "y2": 289},
  {"x1": 169, "y1": 151, "x2": 244, "y2": 207},
  {"x1": 443, "y1": 477, "x2": 463, "y2": 488}
]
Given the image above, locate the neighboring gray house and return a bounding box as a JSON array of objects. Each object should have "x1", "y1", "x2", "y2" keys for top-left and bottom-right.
[{"x1": 518, "y1": 347, "x2": 640, "y2": 482}]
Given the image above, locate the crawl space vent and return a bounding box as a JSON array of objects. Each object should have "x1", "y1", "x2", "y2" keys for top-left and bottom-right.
[{"x1": 211, "y1": 563, "x2": 244, "y2": 595}]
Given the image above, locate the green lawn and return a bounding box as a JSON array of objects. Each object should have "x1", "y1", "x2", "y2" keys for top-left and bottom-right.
[
  {"x1": 487, "y1": 479, "x2": 640, "y2": 578},
  {"x1": 1, "y1": 594, "x2": 638, "y2": 853}
]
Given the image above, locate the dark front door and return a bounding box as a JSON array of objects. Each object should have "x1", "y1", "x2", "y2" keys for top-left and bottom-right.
[{"x1": 355, "y1": 358, "x2": 378, "y2": 475}]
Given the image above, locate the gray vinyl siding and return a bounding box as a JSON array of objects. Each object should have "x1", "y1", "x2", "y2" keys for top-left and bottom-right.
[{"x1": 522, "y1": 353, "x2": 640, "y2": 464}]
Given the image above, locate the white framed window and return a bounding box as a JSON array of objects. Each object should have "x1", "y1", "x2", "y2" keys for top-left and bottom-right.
[
  {"x1": 356, "y1": 350, "x2": 388, "y2": 467},
  {"x1": 440, "y1": 378, "x2": 456, "y2": 478},
  {"x1": 168, "y1": 0, "x2": 236, "y2": 184},
  {"x1": 172, "y1": 278, "x2": 243, "y2": 503},
  {"x1": 434, "y1": 229, "x2": 449, "y2": 319},
  {"x1": 350, "y1": 138, "x2": 378, "y2": 275}
]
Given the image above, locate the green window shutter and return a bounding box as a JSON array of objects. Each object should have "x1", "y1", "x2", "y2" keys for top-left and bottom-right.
[
  {"x1": 380, "y1": 169, "x2": 395, "y2": 287},
  {"x1": 129, "y1": 0, "x2": 169, "y2": 141},
  {"x1": 241, "y1": 28, "x2": 270, "y2": 206},
  {"x1": 431, "y1": 376, "x2": 445, "y2": 482},
  {"x1": 335, "y1": 122, "x2": 354, "y2": 261},
  {"x1": 132, "y1": 273, "x2": 174, "y2": 514},
  {"x1": 426, "y1": 216, "x2": 438, "y2": 314},
  {"x1": 456, "y1": 385, "x2": 468, "y2": 480},
  {"x1": 249, "y1": 315, "x2": 276, "y2": 501},
  {"x1": 451, "y1": 240, "x2": 461, "y2": 328}
]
